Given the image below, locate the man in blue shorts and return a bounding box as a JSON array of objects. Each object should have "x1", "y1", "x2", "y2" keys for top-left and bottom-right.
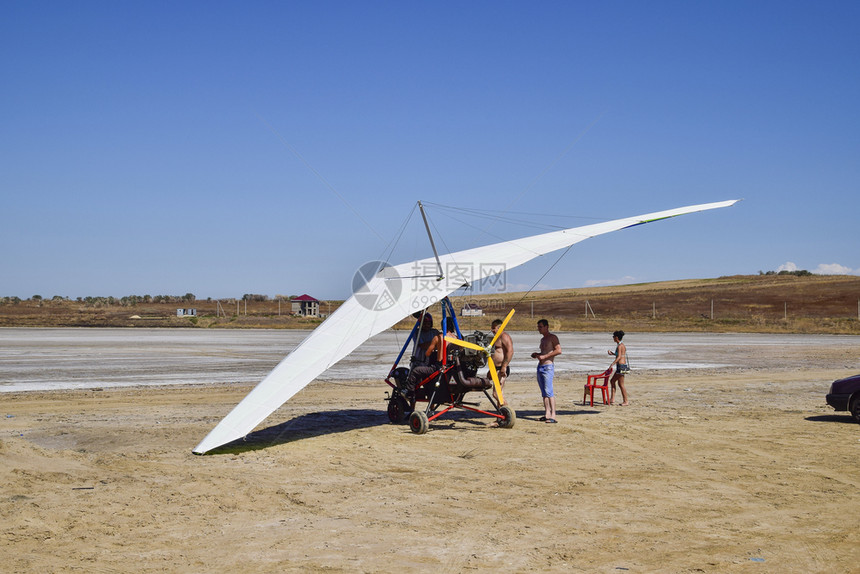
[{"x1": 531, "y1": 319, "x2": 562, "y2": 423}]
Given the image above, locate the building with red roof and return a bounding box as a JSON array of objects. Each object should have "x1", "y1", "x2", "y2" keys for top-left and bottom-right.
[{"x1": 291, "y1": 294, "x2": 320, "y2": 317}]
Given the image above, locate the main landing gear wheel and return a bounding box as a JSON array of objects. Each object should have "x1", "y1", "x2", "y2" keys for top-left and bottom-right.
[
  {"x1": 409, "y1": 411, "x2": 429, "y2": 434},
  {"x1": 497, "y1": 405, "x2": 516, "y2": 429},
  {"x1": 387, "y1": 395, "x2": 410, "y2": 424}
]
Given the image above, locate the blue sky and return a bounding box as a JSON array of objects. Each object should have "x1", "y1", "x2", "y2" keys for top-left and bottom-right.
[{"x1": 2, "y1": 1, "x2": 858, "y2": 300}]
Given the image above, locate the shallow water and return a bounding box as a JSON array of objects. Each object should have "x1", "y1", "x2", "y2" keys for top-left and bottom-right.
[{"x1": 1, "y1": 327, "x2": 857, "y2": 392}]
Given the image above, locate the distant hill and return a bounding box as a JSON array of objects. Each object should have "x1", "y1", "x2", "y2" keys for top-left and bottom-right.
[
  {"x1": 2, "y1": 274, "x2": 859, "y2": 334},
  {"x1": 448, "y1": 274, "x2": 860, "y2": 334}
]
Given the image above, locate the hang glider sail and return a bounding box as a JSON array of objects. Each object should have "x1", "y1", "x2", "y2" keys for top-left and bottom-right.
[{"x1": 193, "y1": 199, "x2": 738, "y2": 453}]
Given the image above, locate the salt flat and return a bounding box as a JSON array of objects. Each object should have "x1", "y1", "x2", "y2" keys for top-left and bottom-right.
[{"x1": 2, "y1": 327, "x2": 859, "y2": 392}]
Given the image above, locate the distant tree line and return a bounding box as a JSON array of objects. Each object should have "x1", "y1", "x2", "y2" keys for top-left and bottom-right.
[
  {"x1": 242, "y1": 294, "x2": 269, "y2": 302},
  {"x1": 0, "y1": 293, "x2": 313, "y2": 306},
  {"x1": 241, "y1": 294, "x2": 302, "y2": 301},
  {"x1": 758, "y1": 269, "x2": 814, "y2": 277},
  {"x1": 0, "y1": 293, "x2": 198, "y2": 306}
]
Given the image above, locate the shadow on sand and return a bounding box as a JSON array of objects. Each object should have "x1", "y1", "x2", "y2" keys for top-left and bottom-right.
[
  {"x1": 805, "y1": 413, "x2": 858, "y2": 424},
  {"x1": 204, "y1": 408, "x2": 385, "y2": 454},
  {"x1": 516, "y1": 408, "x2": 604, "y2": 422},
  {"x1": 203, "y1": 405, "x2": 606, "y2": 454}
]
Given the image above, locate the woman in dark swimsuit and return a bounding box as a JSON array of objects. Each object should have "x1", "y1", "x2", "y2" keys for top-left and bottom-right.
[{"x1": 607, "y1": 330, "x2": 629, "y2": 405}]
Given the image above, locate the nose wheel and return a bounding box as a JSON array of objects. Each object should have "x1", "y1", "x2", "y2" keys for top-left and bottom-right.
[
  {"x1": 497, "y1": 405, "x2": 516, "y2": 428},
  {"x1": 409, "y1": 411, "x2": 429, "y2": 434}
]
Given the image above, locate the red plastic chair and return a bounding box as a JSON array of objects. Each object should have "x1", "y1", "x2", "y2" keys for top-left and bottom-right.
[{"x1": 583, "y1": 370, "x2": 611, "y2": 406}]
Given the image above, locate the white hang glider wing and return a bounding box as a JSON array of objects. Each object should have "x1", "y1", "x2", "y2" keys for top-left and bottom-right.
[{"x1": 193, "y1": 199, "x2": 738, "y2": 453}]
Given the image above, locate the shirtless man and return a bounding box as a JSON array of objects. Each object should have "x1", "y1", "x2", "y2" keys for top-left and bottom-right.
[
  {"x1": 424, "y1": 318, "x2": 457, "y2": 365},
  {"x1": 531, "y1": 319, "x2": 562, "y2": 423},
  {"x1": 405, "y1": 318, "x2": 455, "y2": 394},
  {"x1": 489, "y1": 318, "x2": 514, "y2": 405}
]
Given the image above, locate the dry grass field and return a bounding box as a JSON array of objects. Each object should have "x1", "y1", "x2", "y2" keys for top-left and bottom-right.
[
  {"x1": 451, "y1": 274, "x2": 860, "y2": 334},
  {"x1": 3, "y1": 274, "x2": 859, "y2": 334}
]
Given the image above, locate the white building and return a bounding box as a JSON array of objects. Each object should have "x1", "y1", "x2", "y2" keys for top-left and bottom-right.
[{"x1": 461, "y1": 302, "x2": 483, "y2": 317}]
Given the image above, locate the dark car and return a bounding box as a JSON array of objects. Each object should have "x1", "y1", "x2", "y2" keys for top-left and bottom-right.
[{"x1": 826, "y1": 374, "x2": 860, "y2": 423}]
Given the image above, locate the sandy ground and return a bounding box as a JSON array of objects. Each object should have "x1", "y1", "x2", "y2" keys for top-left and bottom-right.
[{"x1": 2, "y1": 341, "x2": 859, "y2": 572}]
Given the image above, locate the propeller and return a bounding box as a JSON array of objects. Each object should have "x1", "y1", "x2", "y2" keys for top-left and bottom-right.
[{"x1": 445, "y1": 308, "x2": 515, "y2": 406}]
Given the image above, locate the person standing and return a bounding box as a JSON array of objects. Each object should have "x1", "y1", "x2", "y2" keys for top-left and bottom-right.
[
  {"x1": 531, "y1": 319, "x2": 561, "y2": 423},
  {"x1": 607, "y1": 330, "x2": 629, "y2": 406},
  {"x1": 489, "y1": 318, "x2": 514, "y2": 406}
]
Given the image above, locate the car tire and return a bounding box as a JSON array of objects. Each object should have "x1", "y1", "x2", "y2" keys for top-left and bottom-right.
[{"x1": 851, "y1": 396, "x2": 860, "y2": 424}]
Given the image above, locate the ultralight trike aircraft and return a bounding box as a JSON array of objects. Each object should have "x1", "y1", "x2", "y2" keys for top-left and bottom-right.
[
  {"x1": 193, "y1": 199, "x2": 738, "y2": 454},
  {"x1": 384, "y1": 298, "x2": 517, "y2": 433}
]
